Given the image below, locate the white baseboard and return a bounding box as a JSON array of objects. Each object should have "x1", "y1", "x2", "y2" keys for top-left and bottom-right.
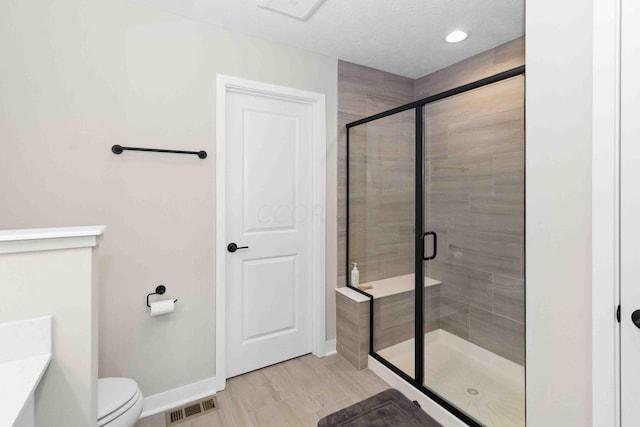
[
  {"x1": 140, "y1": 376, "x2": 217, "y2": 419},
  {"x1": 367, "y1": 356, "x2": 466, "y2": 427},
  {"x1": 141, "y1": 341, "x2": 336, "y2": 419},
  {"x1": 323, "y1": 339, "x2": 337, "y2": 356}
]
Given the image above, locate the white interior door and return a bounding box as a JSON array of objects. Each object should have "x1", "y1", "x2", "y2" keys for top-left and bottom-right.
[
  {"x1": 621, "y1": 1, "x2": 640, "y2": 423},
  {"x1": 224, "y1": 86, "x2": 313, "y2": 378}
]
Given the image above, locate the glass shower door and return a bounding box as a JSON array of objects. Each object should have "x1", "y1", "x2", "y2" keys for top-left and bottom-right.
[
  {"x1": 347, "y1": 109, "x2": 416, "y2": 378},
  {"x1": 422, "y1": 76, "x2": 526, "y2": 427}
]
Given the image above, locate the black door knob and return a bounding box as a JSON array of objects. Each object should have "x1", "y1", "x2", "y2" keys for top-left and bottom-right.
[
  {"x1": 632, "y1": 310, "x2": 640, "y2": 329},
  {"x1": 227, "y1": 243, "x2": 249, "y2": 253}
]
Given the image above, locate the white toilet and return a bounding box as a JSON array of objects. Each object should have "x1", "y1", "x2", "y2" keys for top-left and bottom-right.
[{"x1": 97, "y1": 378, "x2": 144, "y2": 427}]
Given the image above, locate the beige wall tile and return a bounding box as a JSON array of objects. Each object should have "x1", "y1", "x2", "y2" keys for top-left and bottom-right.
[
  {"x1": 469, "y1": 194, "x2": 525, "y2": 236},
  {"x1": 338, "y1": 61, "x2": 414, "y2": 288},
  {"x1": 446, "y1": 109, "x2": 524, "y2": 158},
  {"x1": 494, "y1": 151, "x2": 525, "y2": 195},
  {"x1": 469, "y1": 307, "x2": 525, "y2": 365},
  {"x1": 431, "y1": 261, "x2": 494, "y2": 312},
  {"x1": 439, "y1": 296, "x2": 469, "y2": 340},
  {"x1": 430, "y1": 155, "x2": 494, "y2": 194},
  {"x1": 414, "y1": 37, "x2": 525, "y2": 99},
  {"x1": 420, "y1": 51, "x2": 524, "y2": 362},
  {"x1": 425, "y1": 193, "x2": 470, "y2": 230},
  {"x1": 493, "y1": 274, "x2": 525, "y2": 323},
  {"x1": 447, "y1": 230, "x2": 523, "y2": 278}
]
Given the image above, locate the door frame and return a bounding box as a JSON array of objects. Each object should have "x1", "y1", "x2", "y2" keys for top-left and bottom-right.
[
  {"x1": 214, "y1": 74, "x2": 327, "y2": 391},
  {"x1": 592, "y1": 0, "x2": 621, "y2": 425}
]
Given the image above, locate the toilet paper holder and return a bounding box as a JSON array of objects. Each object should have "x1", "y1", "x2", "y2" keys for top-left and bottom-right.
[{"x1": 146, "y1": 285, "x2": 178, "y2": 308}]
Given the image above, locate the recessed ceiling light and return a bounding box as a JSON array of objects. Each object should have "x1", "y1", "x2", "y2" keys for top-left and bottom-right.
[{"x1": 445, "y1": 30, "x2": 468, "y2": 43}]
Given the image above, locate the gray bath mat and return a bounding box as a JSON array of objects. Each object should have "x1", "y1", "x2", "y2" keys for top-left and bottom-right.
[{"x1": 318, "y1": 388, "x2": 442, "y2": 427}]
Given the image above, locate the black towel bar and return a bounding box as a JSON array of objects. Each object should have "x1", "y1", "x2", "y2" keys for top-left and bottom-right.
[{"x1": 112, "y1": 144, "x2": 207, "y2": 159}]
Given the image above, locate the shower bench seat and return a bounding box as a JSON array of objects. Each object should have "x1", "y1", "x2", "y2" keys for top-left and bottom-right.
[{"x1": 335, "y1": 274, "x2": 442, "y2": 370}]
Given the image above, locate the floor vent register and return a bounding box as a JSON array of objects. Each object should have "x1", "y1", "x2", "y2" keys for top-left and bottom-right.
[{"x1": 165, "y1": 395, "x2": 220, "y2": 425}]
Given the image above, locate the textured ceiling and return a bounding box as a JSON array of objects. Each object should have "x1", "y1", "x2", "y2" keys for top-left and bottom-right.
[{"x1": 131, "y1": 0, "x2": 525, "y2": 79}]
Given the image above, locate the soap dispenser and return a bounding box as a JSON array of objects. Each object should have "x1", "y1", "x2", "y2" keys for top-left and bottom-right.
[{"x1": 351, "y1": 262, "x2": 360, "y2": 288}]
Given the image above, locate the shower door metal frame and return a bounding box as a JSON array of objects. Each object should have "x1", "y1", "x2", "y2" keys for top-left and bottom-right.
[{"x1": 345, "y1": 65, "x2": 526, "y2": 427}]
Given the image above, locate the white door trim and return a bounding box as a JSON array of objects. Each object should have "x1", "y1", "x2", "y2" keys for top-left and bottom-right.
[
  {"x1": 215, "y1": 75, "x2": 326, "y2": 391},
  {"x1": 592, "y1": 0, "x2": 621, "y2": 425}
]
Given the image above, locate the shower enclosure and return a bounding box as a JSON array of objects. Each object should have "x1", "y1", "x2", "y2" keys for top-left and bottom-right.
[{"x1": 346, "y1": 66, "x2": 525, "y2": 427}]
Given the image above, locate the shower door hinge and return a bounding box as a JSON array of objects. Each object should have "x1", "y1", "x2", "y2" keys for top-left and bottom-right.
[{"x1": 617, "y1": 305, "x2": 621, "y2": 323}]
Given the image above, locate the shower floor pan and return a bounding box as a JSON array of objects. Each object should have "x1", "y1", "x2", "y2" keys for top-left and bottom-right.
[{"x1": 377, "y1": 329, "x2": 525, "y2": 427}]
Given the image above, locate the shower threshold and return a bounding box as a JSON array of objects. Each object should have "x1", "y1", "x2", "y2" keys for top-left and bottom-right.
[{"x1": 377, "y1": 329, "x2": 525, "y2": 427}]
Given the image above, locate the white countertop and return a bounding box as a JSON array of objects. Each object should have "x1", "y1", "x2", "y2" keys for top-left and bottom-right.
[
  {"x1": 0, "y1": 355, "x2": 51, "y2": 426},
  {"x1": 336, "y1": 273, "x2": 443, "y2": 301},
  {"x1": 0, "y1": 316, "x2": 52, "y2": 427}
]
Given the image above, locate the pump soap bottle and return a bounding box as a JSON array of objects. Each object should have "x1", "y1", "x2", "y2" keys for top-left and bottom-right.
[
  {"x1": 351, "y1": 262, "x2": 359, "y2": 287},
  {"x1": 351, "y1": 262, "x2": 371, "y2": 290}
]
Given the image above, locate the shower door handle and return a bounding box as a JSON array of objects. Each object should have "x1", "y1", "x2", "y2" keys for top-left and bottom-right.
[{"x1": 422, "y1": 231, "x2": 437, "y2": 261}]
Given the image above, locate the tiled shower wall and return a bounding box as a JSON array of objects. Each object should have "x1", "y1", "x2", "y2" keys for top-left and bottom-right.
[
  {"x1": 338, "y1": 62, "x2": 415, "y2": 286},
  {"x1": 417, "y1": 38, "x2": 525, "y2": 365},
  {"x1": 338, "y1": 37, "x2": 525, "y2": 364},
  {"x1": 423, "y1": 76, "x2": 525, "y2": 365}
]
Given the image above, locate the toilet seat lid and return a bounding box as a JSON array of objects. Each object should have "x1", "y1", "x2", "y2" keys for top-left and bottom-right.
[{"x1": 98, "y1": 377, "x2": 140, "y2": 421}]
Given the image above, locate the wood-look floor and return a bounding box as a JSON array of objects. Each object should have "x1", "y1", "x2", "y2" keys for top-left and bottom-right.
[{"x1": 136, "y1": 354, "x2": 390, "y2": 427}]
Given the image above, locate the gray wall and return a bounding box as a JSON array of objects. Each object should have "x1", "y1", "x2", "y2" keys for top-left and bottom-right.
[{"x1": 0, "y1": 0, "x2": 338, "y2": 397}]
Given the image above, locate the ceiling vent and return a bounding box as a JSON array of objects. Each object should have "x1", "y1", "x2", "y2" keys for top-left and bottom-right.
[{"x1": 257, "y1": 0, "x2": 326, "y2": 21}]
